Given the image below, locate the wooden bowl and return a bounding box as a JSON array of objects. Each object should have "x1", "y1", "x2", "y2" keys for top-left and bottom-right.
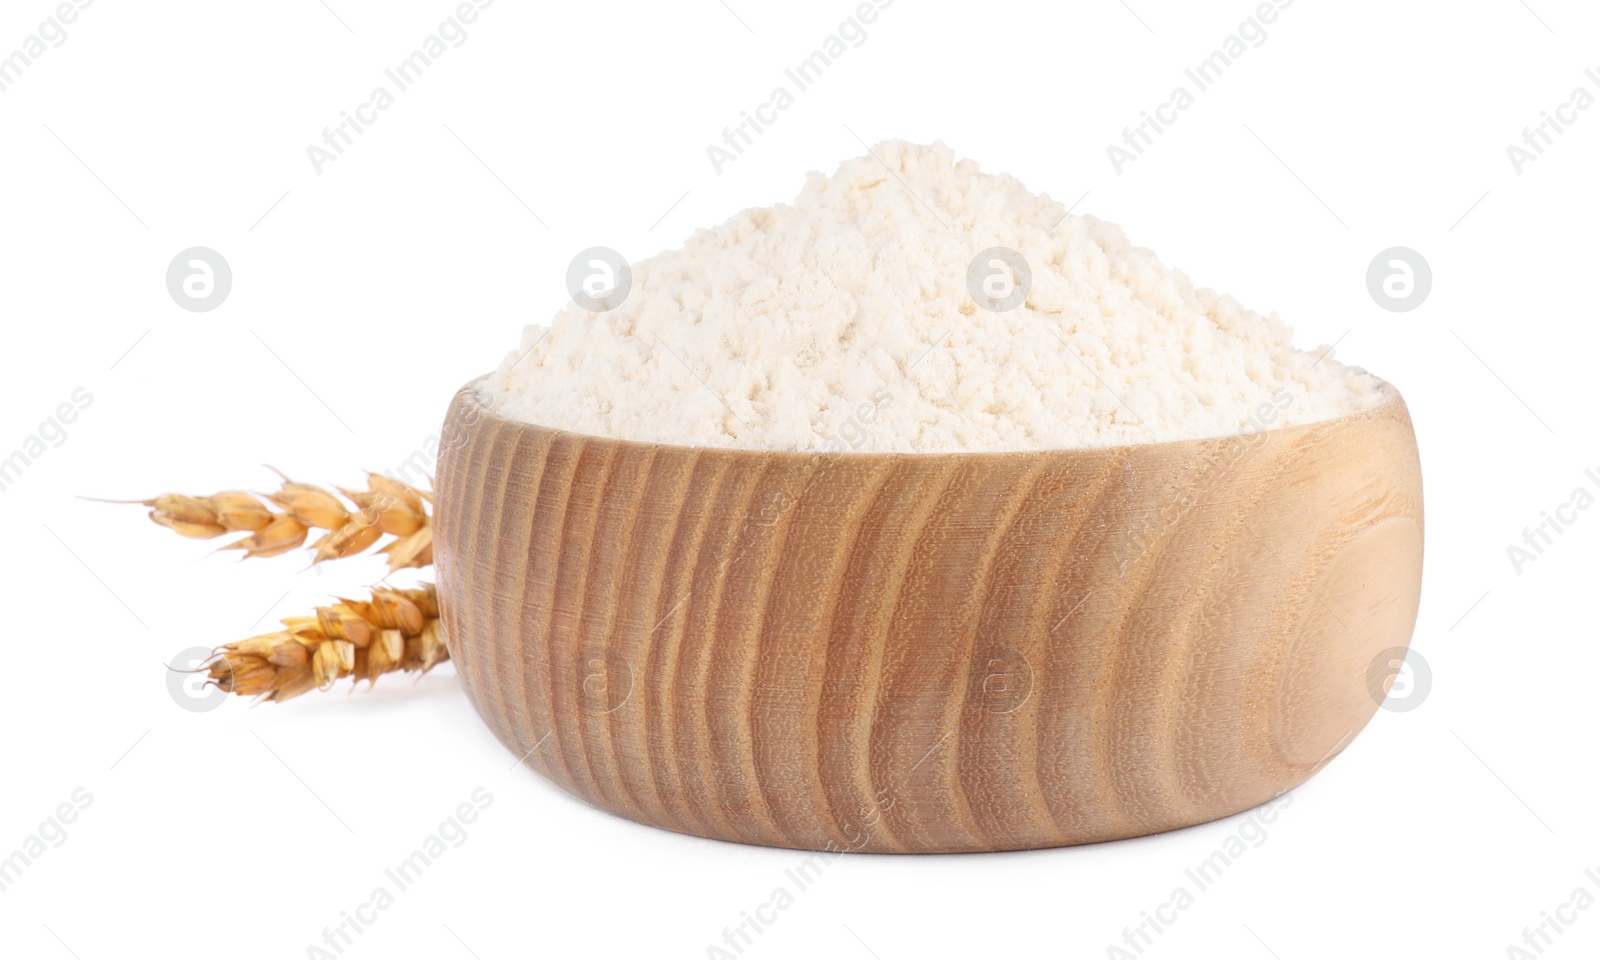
[{"x1": 434, "y1": 381, "x2": 1423, "y2": 853}]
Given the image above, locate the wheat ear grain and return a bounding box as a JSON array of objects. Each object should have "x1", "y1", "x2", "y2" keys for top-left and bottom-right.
[
  {"x1": 206, "y1": 584, "x2": 448, "y2": 703},
  {"x1": 100, "y1": 469, "x2": 433, "y2": 573}
]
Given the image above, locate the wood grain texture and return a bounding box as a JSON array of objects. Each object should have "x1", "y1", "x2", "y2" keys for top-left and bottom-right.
[{"x1": 435, "y1": 382, "x2": 1424, "y2": 853}]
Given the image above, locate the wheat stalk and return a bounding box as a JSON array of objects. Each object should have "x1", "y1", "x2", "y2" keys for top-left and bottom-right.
[
  {"x1": 100, "y1": 468, "x2": 432, "y2": 573},
  {"x1": 205, "y1": 584, "x2": 449, "y2": 703},
  {"x1": 108, "y1": 468, "x2": 449, "y2": 703}
]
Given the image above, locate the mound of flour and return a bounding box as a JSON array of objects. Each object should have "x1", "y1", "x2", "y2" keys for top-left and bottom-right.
[{"x1": 480, "y1": 141, "x2": 1384, "y2": 452}]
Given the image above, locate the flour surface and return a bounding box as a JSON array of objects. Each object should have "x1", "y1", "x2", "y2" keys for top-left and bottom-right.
[{"x1": 481, "y1": 141, "x2": 1385, "y2": 452}]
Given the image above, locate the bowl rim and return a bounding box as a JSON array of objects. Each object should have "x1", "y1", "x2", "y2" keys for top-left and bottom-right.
[{"x1": 447, "y1": 375, "x2": 1407, "y2": 464}]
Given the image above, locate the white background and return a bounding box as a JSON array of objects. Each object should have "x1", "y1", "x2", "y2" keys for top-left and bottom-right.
[{"x1": 1, "y1": 0, "x2": 1595, "y2": 957}]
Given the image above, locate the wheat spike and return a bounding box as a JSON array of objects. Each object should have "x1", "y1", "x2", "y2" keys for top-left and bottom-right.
[
  {"x1": 109, "y1": 469, "x2": 433, "y2": 573},
  {"x1": 205, "y1": 583, "x2": 449, "y2": 703}
]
